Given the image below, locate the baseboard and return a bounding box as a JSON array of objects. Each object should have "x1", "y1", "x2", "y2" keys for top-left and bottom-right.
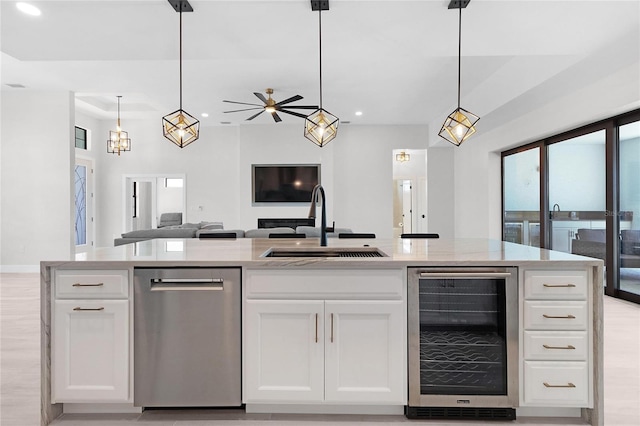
[
  {"x1": 516, "y1": 407, "x2": 582, "y2": 417},
  {"x1": 63, "y1": 403, "x2": 142, "y2": 414},
  {"x1": 245, "y1": 403, "x2": 404, "y2": 415},
  {"x1": 0, "y1": 264, "x2": 40, "y2": 273}
]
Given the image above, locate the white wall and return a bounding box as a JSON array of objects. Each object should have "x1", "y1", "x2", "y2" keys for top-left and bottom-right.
[{"x1": 0, "y1": 91, "x2": 75, "y2": 271}]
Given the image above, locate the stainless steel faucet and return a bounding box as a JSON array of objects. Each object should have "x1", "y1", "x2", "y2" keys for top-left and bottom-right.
[{"x1": 308, "y1": 184, "x2": 327, "y2": 246}]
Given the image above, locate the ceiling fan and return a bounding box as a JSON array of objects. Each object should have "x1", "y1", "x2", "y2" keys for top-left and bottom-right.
[{"x1": 223, "y1": 88, "x2": 318, "y2": 123}]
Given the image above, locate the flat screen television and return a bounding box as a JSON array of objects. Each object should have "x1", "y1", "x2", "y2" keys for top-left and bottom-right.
[{"x1": 252, "y1": 164, "x2": 320, "y2": 204}]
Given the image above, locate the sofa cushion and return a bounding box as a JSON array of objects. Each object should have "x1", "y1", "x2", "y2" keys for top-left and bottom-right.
[
  {"x1": 121, "y1": 228, "x2": 197, "y2": 239},
  {"x1": 200, "y1": 221, "x2": 224, "y2": 230},
  {"x1": 157, "y1": 212, "x2": 182, "y2": 227}
]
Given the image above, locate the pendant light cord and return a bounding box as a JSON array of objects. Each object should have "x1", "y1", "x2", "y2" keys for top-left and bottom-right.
[
  {"x1": 457, "y1": 6, "x2": 462, "y2": 109},
  {"x1": 318, "y1": 9, "x2": 323, "y2": 109},
  {"x1": 179, "y1": 10, "x2": 183, "y2": 110},
  {"x1": 117, "y1": 96, "x2": 121, "y2": 128}
]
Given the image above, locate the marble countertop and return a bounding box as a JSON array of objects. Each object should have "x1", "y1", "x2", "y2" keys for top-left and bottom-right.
[{"x1": 44, "y1": 238, "x2": 602, "y2": 269}]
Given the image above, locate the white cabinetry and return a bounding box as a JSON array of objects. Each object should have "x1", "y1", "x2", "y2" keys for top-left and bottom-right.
[
  {"x1": 521, "y1": 269, "x2": 591, "y2": 408},
  {"x1": 52, "y1": 270, "x2": 130, "y2": 402},
  {"x1": 244, "y1": 269, "x2": 406, "y2": 406}
]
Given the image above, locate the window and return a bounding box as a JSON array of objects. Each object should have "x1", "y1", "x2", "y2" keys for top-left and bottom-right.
[
  {"x1": 75, "y1": 126, "x2": 87, "y2": 150},
  {"x1": 165, "y1": 178, "x2": 184, "y2": 188}
]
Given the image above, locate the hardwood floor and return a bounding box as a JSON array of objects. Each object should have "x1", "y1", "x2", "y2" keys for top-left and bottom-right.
[{"x1": 1, "y1": 273, "x2": 638, "y2": 426}]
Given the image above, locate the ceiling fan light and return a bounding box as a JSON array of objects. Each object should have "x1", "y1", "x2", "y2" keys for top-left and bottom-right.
[
  {"x1": 265, "y1": 106, "x2": 276, "y2": 113},
  {"x1": 162, "y1": 109, "x2": 200, "y2": 148},
  {"x1": 438, "y1": 107, "x2": 479, "y2": 146},
  {"x1": 304, "y1": 109, "x2": 339, "y2": 147}
]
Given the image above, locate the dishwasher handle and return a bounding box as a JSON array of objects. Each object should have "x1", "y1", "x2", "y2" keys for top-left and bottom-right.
[{"x1": 150, "y1": 278, "x2": 224, "y2": 291}]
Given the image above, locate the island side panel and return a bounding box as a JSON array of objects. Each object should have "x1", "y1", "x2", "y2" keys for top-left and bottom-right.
[
  {"x1": 40, "y1": 264, "x2": 62, "y2": 426},
  {"x1": 583, "y1": 264, "x2": 604, "y2": 426}
]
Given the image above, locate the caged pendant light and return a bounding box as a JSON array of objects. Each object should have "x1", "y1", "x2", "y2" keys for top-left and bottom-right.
[
  {"x1": 107, "y1": 95, "x2": 131, "y2": 155},
  {"x1": 304, "y1": 0, "x2": 339, "y2": 147},
  {"x1": 438, "y1": 0, "x2": 479, "y2": 146},
  {"x1": 162, "y1": 0, "x2": 199, "y2": 148}
]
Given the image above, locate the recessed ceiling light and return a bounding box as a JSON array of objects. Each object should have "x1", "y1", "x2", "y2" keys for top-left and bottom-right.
[
  {"x1": 355, "y1": 111, "x2": 363, "y2": 116},
  {"x1": 16, "y1": 2, "x2": 41, "y2": 16},
  {"x1": 201, "y1": 113, "x2": 209, "y2": 118}
]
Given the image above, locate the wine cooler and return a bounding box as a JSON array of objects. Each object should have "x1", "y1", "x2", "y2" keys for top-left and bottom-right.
[{"x1": 407, "y1": 267, "x2": 518, "y2": 420}]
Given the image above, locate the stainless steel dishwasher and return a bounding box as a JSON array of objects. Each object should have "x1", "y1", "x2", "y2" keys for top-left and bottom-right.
[{"x1": 134, "y1": 267, "x2": 241, "y2": 407}]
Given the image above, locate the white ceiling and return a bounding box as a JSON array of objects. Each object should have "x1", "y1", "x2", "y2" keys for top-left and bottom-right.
[{"x1": 1, "y1": 0, "x2": 639, "y2": 137}]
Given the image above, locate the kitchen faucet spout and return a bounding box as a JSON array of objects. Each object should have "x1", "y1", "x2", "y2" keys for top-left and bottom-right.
[{"x1": 308, "y1": 184, "x2": 327, "y2": 247}]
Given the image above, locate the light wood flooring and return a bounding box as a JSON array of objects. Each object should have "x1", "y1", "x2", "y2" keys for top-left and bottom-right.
[{"x1": 1, "y1": 273, "x2": 638, "y2": 426}]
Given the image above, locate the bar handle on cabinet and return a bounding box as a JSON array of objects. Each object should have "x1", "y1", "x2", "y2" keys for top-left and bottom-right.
[
  {"x1": 73, "y1": 307, "x2": 105, "y2": 311},
  {"x1": 543, "y1": 344, "x2": 576, "y2": 350},
  {"x1": 544, "y1": 382, "x2": 576, "y2": 388},
  {"x1": 315, "y1": 313, "x2": 318, "y2": 343},
  {"x1": 330, "y1": 313, "x2": 334, "y2": 343},
  {"x1": 543, "y1": 283, "x2": 576, "y2": 288},
  {"x1": 543, "y1": 314, "x2": 576, "y2": 319},
  {"x1": 72, "y1": 282, "x2": 104, "y2": 287},
  {"x1": 419, "y1": 272, "x2": 512, "y2": 279}
]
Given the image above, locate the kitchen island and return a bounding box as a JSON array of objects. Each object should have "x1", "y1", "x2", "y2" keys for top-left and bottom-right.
[{"x1": 40, "y1": 238, "x2": 603, "y2": 425}]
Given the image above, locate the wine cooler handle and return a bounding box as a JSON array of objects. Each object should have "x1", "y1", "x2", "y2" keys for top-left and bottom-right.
[{"x1": 418, "y1": 272, "x2": 512, "y2": 279}]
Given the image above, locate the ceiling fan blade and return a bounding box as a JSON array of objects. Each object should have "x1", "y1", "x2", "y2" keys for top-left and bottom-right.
[
  {"x1": 278, "y1": 109, "x2": 309, "y2": 119},
  {"x1": 275, "y1": 94, "x2": 303, "y2": 106},
  {"x1": 224, "y1": 107, "x2": 263, "y2": 113},
  {"x1": 254, "y1": 92, "x2": 268, "y2": 104},
  {"x1": 279, "y1": 105, "x2": 318, "y2": 110},
  {"x1": 246, "y1": 110, "x2": 265, "y2": 121},
  {"x1": 272, "y1": 112, "x2": 282, "y2": 123},
  {"x1": 223, "y1": 100, "x2": 263, "y2": 107}
]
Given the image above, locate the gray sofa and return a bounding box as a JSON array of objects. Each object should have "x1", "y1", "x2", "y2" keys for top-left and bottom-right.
[{"x1": 114, "y1": 223, "x2": 353, "y2": 246}]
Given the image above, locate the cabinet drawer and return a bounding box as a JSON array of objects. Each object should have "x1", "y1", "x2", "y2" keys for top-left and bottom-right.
[
  {"x1": 245, "y1": 269, "x2": 404, "y2": 300},
  {"x1": 523, "y1": 331, "x2": 587, "y2": 361},
  {"x1": 524, "y1": 270, "x2": 588, "y2": 300},
  {"x1": 523, "y1": 301, "x2": 587, "y2": 330},
  {"x1": 55, "y1": 270, "x2": 129, "y2": 299},
  {"x1": 523, "y1": 361, "x2": 589, "y2": 407}
]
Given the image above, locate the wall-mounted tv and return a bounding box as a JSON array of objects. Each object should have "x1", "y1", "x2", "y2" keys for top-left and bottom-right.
[{"x1": 252, "y1": 164, "x2": 320, "y2": 204}]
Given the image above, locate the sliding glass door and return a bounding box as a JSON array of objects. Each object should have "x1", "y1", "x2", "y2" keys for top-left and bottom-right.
[
  {"x1": 502, "y1": 109, "x2": 640, "y2": 304},
  {"x1": 618, "y1": 120, "x2": 640, "y2": 298}
]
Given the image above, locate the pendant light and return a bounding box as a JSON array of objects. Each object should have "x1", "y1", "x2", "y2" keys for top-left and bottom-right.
[
  {"x1": 304, "y1": 0, "x2": 339, "y2": 147},
  {"x1": 438, "y1": 0, "x2": 479, "y2": 146},
  {"x1": 107, "y1": 96, "x2": 131, "y2": 155},
  {"x1": 396, "y1": 151, "x2": 410, "y2": 162},
  {"x1": 162, "y1": 1, "x2": 199, "y2": 148}
]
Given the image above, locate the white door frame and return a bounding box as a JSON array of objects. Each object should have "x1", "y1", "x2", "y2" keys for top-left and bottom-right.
[{"x1": 122, "y1": 174, "x2": 187, "y2": 232}]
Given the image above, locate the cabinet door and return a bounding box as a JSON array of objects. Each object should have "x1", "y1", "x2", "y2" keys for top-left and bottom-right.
[
  {"x1": 324, "y1": 300, "x2": 406, "y2": 404},
  {"x1": 244, "y1": 300, "x2": 324, "y2": 402},
  {"x1": 52, "y1": 300, "x2": 129, "y2": 402}
]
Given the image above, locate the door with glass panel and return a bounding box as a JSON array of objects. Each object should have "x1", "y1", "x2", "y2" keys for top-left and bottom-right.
[
  {"x1": 74, "y1": 158, "x2": 93, "y2": 253},
  {"x1": 548, "y1": 130, "x2": 606, "y2": 256},
  {"x1": 503, "y1": 147, "x2": 541, "y2": 247},
  {"x1": 618, "y1": 120, "x2": 640, "y2": 297}
]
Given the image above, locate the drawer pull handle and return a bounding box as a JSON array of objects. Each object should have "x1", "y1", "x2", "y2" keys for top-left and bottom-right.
[
  {"x1": 72, "y1": 283, "x2": 104, "y2": 287},
  {"x1": 73, "y1": 307, "x2": 105, "y2": 311},
  {"x1": 315, "y1": 313, "x2": 318, "y2": 343},
  {"x1": 330, "y1": 313, "x2": 334, "y2": 343},
  {"x1": 543, "y1": 344, "x2": 576, "y2": 350},
  {"x1": 543, "y1": 283, "x2": 576, "y2": 288},
  {"x1": 544, "y1": 382, "x2": 576, "y2": 388},
  {"x1": 543, "y1": 314, "x2": 576, "y2": 319}
]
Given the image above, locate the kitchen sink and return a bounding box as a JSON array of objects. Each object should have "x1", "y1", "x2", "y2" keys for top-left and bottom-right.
[{"x1": 262, "y1": 247, "x2": 387, "y2": 258}]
